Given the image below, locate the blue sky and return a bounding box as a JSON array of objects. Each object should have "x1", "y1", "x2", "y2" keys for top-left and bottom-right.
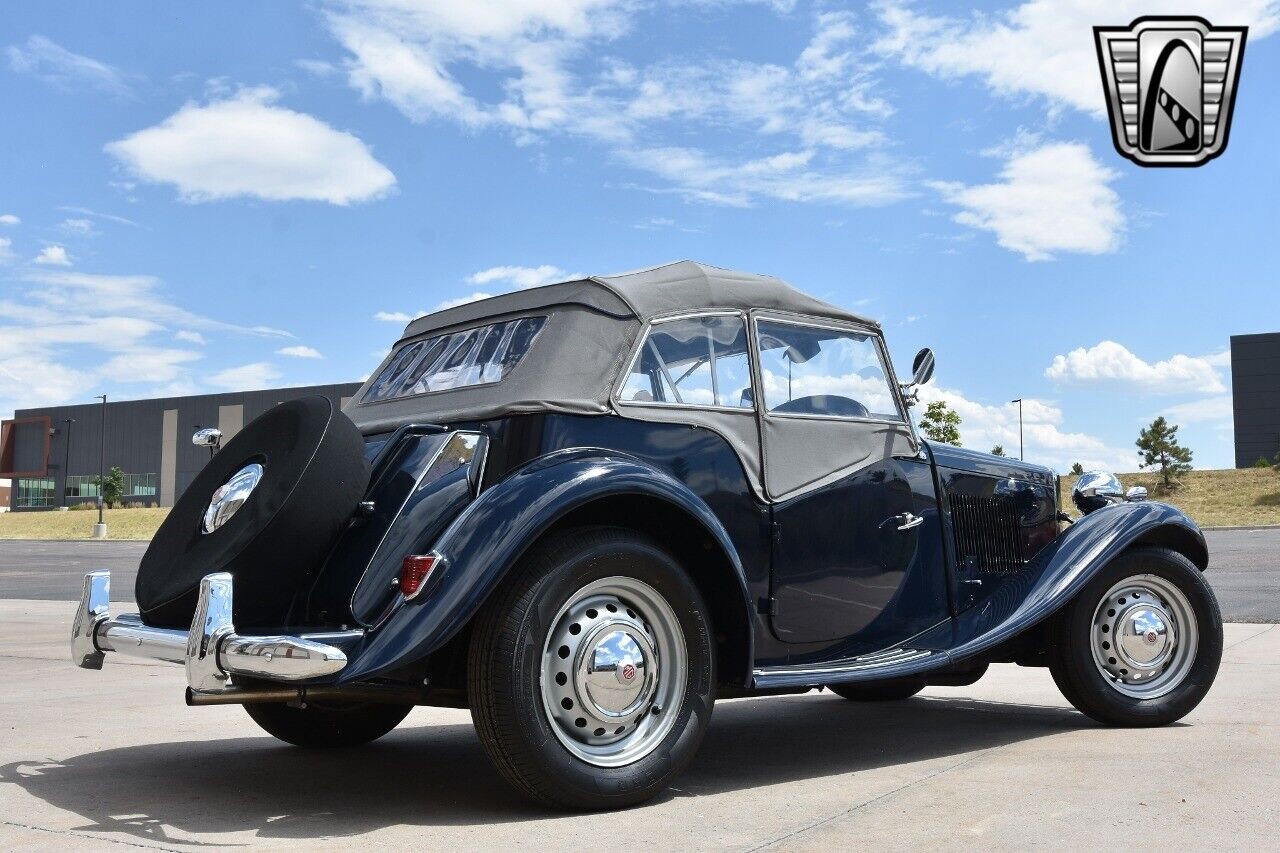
[{"x1": 2, "y1": 0, "x2": 1277, "y2": 472}]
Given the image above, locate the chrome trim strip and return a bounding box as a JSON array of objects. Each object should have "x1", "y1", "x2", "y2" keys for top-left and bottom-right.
[
  {"x1": 71, "y1": 570, "x2": 356, "y2": 692},
  {"x1": 752, "y1": 648, "x2": 934, "y2": 680}
]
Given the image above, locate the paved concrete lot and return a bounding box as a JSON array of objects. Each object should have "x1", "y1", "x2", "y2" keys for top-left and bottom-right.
[
  {"x1": 2, "y1": 527, "x2": 1276, "y2": 620},
  {"x1": 0, "y1": 599, "x2": 1276, "y2": 851}
]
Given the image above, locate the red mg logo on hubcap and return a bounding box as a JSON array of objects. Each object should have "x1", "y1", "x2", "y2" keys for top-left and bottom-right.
[{"x1": 621, "y1": 663, "x2": 637, "y2": 681}]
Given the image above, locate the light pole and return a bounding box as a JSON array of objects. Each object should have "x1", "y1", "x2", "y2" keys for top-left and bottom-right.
[
  {"x1": 94, "y1": 394, "x2": 107, "y2": 538},
  {"x1": 1011, "y1": 398, "x2": 1024, "y2": 461},
  {"x1": 61, "y1": 418, "x2": 74, "y2": 508}
]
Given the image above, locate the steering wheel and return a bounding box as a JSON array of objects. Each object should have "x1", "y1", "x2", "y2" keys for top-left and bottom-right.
[{"x1": 773, "y1": 395, "x2": 869, "y2": 418}]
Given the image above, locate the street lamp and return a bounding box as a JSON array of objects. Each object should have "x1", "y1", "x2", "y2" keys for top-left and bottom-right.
[
  {"x1": 94, "y1": 394, "x2": 107, "y2": 538},
  {"x1": 1010, "y1": 398, "x2": 1024, "y2": 461},
  {"x1": 61, "y1": 418, "x2": 75, "y2": 508}
]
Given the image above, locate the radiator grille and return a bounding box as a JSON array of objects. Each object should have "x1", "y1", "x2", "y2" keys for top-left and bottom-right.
[{"x1": 951, "y1": 494, "x2": 1027, "y2": 574}]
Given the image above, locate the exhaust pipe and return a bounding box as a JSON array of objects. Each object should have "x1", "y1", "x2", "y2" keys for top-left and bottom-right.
[{"x1": 186, "y1": 685, "x2": 424, "y2": 707}]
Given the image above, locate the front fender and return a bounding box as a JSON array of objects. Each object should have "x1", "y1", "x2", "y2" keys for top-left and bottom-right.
[
  {"x1": 336, "y1": 448, "x2": 751, "y2": 683},
  {"x1": 924, "y1": 500, "x2": 1207, "y2": 661}
]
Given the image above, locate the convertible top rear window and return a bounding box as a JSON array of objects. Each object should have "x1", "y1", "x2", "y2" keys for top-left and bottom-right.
[{"x1": 363, "y1": 316, "x2": 546, "y2": 403}]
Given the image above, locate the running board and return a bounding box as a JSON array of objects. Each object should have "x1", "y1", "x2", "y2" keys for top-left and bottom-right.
[{"x1": 753, "y1": 647, "x2": 946, "y2": 689}]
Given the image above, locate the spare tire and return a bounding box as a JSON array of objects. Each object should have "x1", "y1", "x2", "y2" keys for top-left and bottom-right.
[{"x1": 136, "y1": 396, "x2": 370, "y2": 629}]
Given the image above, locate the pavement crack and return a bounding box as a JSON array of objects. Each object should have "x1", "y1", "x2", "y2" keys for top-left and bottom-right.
[
  {"x1": 743, "y1": 750, "x2": 992, "y2": 851},
  {"x1": 2, "y1": 819, "x2": 187, "y2": 851},
  {"x1": 1226, "y1": 624, "x2": 1276, "y2": 651}
]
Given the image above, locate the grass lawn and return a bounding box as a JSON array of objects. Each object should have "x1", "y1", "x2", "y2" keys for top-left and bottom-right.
[
  {"x1": 1059, "y1": 467, "x2": 1280, "y2": 529},
  {"x1": 0, "y1": 507, "x2": 170, "y2": 540}
]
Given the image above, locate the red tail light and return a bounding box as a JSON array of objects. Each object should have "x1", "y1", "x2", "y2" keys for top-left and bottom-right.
[{"x1": 399, "y1": 553, "x2": 440, "y2": 600}]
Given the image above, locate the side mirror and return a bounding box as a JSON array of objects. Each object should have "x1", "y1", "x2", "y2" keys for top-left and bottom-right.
[
  {"x1": 911, "y1": 348, "x2": 936, "y2": 386},
  {"x1": 192, "y1": 427, "x2": 223, "y2": 449},
  {"x1": 1125, "y1": 486, "x2": 1149, "y2": 502}
]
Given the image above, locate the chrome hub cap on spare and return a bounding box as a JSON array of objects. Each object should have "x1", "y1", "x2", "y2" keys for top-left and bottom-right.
[
  {"x1": 540, "y1": 576, "x2": 686, "y2": 768},
  {"x1": 1090, "y1": 574, "x2": 1197, "y2": 699},
  {"x1": 201, "y1": 463, "x2": 264, "y2": 534}
]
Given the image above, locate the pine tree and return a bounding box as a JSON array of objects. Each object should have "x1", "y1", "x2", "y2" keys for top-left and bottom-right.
[
  {"x1": 920, "y1": 400, "x2": 961, "y2": 446},
  {"x1": 1070, "y1": 462, "x2": 1085, "y2": 475},
  {"x1": 1136, "y1": 417, "x2": 1193, "y2": 490},
  {"x1": 990, "y1": 445, "x2": 1006, "y2": 457}
]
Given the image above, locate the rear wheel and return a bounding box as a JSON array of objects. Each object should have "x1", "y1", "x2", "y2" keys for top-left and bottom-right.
[
  {"x1": 828, "y1": 679, "x2": 925, "y2": 702},
  {"x1": 468, "y1": 527, "x2": 714, "y2": 810},
  {"x1": 1048, "y1": 546, "x2": 1222, "y2": 727},
  {"x1": 244, "y1": 700, "x2": 412, "y2": 747}
]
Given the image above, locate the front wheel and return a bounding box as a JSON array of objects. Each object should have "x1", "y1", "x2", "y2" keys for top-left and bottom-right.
[
  {"x1": 468, "y1": 527, "x2": 715, "y2": 810},
  {"x1": 1048, "y1": 546, "x2": 1222, "y2": 727}
]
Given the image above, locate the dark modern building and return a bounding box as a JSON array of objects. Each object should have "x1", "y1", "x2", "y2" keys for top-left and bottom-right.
[
  {"x1": 1, "y1": 383, "x2": 361, "y2": 511},
  {"x1": 1231, "y1": 332, "x2": 1280, "y2": 468}
]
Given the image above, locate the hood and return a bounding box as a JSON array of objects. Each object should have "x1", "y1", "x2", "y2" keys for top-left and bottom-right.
[{"x1": 924, "y1": 441, "x2": 1056, "y2": 487}]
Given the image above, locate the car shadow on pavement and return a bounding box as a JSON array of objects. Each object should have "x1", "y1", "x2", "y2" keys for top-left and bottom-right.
[{"x1": 0, "y1": 691, "x2": 1089, "y2": 844}]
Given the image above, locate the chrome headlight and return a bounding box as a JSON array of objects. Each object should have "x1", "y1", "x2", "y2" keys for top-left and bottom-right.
[{"x1": 1072, "y1": 471, "x2": 1124, "y2": 515}]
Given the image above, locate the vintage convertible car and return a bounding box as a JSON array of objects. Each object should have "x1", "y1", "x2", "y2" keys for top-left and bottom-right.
[{"x1": 71, "y1": 261, "x2": 1222, "y2": 809}]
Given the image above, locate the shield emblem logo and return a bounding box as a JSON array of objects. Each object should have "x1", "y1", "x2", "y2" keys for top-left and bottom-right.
[{"x1": 1094, "y1": 17, "x2": 1247, "y2": 166}]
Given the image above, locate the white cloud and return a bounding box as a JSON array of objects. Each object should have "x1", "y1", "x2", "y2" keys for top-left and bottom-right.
[
  {"x1": 321, "y1": 3, "x2": 910, "y2": 207},
  {"x1": 931, "y1": 140, "x2": 1122, "y2": 261},
  {"x1": 56, "y1": 206, "x2": 138, "y2": 227},
  {"x1": 1161, "y1": 394, "x2": 1233, "y2": 425},
  {"x1": 0, "y1": 237, "x2": 12, "y2": 265},
  {"x1": 277, "y1": 344, "x2": 323, "y2": 359},
  {"x1": 60, "y1": 218, "x2": 95, "y2": 235},
  {"x1": 0, "y1": 214, "x2": 19, "y2": 226},
  {"x1": 374, "y1": 310, "x2": 420, "y2": 323},
  {"x1": 917, "y1": 383, "x2": 1135, "y2": 472},
  {"x1": 99, "y1": 348, "x2": 203, "y2": 383},
  {"x1": 34, "y1": 245, "x2": 72, "y2": 266},
  {"x1": 874, "y1": 1, "x2": 1280, "y2": 117},
  {"x1": 1045, "y1": 341, "x2": 1227, "y2": 394},
  {"x1": 468, "y1": 264, "x2": 569, "y2": 289},
  {"x1": 296, "y1": 58, "x2": 340, "y2": 77},
  {"x1": 174, "y1": 330, "x2": 207, "y2": 345},
  {"x1": 6, "y1": 35, "x2": 133, "y2": 96},
  {"x1": 207, "y1": 361, "x2": 282, "y2": 390},
  {"x1": 23, "y1": 270, "x2": 293, "y2": 338},
  {"x1": 105, "y1": 86, "x2": 396, "y2": 205},
  {"x1": 434, "y1": 292, "x2": 495, "y2": 311}
]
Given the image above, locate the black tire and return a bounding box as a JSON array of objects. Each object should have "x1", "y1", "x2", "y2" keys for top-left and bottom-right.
[
  {"x1": 136, "y1": 396, "x2": 370, "y2": 628},
  {"x1": 1048, "y1": 546, "x2": 1222, "y2": 727},
  {"x1": 244, "y1": 700, "x2": 412, "y2": 748},
  {"x1": 829, "y1": 679, "x2": 925, "y2": 702},
  {"x1": 468, "y1": 527, "x2": 715, "y2": 810}
]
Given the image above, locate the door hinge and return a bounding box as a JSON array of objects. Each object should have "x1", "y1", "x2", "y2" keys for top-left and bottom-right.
[
  {"x1": 757, "y1": 596, "x2": 778, "y2": 616},
  {"x1": 771, "y1": 521, "x2": 782, "y2": 542}
]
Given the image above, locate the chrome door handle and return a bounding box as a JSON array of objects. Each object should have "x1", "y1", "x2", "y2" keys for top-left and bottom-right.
[{"x1": 888, "y1": 512, "x2": 924, "y2": 532}]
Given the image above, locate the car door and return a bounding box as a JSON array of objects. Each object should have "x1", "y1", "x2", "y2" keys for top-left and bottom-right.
[{"x1": 754, "y1": 315, "x2": 950, "y2": 650}]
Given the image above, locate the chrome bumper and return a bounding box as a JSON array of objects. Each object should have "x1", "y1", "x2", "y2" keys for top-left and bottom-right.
[{"x1": 71, "y1": 571, "x2": 360, "y2": 696}]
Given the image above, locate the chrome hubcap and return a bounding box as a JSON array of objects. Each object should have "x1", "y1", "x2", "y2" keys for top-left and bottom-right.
[
  {"x1": 541, "y1": 576, "x2": 685, "y2": 768},
  {"x1": 1090, "y1": 574, "x2": 1197, "y2": 699},
  {"x1": 201, "y1": 463, "x2": 263, "y2": 534}
]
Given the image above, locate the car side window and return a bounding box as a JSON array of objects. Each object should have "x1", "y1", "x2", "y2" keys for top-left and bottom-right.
[
  {"x1": 756, "y1": 320, "x2": 902, "y2": 420},
  {"x1": 619, "y1": 315, "x2": 753, "y2": 409}
]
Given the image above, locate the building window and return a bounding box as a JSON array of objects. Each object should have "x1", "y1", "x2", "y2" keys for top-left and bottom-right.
[
  {"x1": 15, "y1": 478, "x2": 56, "y2": 508},
  {"x1": 65, "y1": 473, "x2": 158, "y2": 500}
]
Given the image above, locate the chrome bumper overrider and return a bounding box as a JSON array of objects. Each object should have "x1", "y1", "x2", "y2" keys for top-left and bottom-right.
[{"x1": 71, "y1": 570, "x2": 360, "y2": 695}]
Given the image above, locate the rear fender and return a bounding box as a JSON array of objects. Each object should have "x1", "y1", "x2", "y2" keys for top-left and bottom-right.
[
  {"x1": 918, "y1": 500, "x2": 1208, "y2": 662},
  {"x1": 336, "y1": 448, "x2": 751, "y2": 683}
]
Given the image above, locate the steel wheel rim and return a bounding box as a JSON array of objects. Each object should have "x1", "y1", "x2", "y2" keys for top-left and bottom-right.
[
  {"x1": 1090, "y1": 573, "x2": 1198, "y2": 699},
  {"x1": 540, "y1": 576, "x2": 687, "y2": 768}
]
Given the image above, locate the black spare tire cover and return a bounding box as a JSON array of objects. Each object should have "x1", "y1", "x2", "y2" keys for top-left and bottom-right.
[{"x1": 136, "y1": 396, "x2": 370, "y2": 629}]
